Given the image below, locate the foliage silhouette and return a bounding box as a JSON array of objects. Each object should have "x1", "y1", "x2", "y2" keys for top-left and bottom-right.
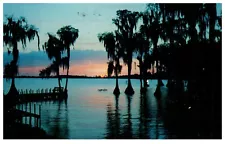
[
  {"x1": 40, "y1": 26, "x2": 79, "y2": 93},
  {"x1": 113, "y1": 10, "x2": 140, "y2": 95},
  {"x1": 3, "y1": 16, "x2": 40, "y2": 98},
  {"x1": 40, "y1": 33, "x2": 64, "y2": 89},
  {"x1": 57, "y1": 26, "x2": 79, "y2": 91},
  {"x1": 98, "y1": 32, "x2": 122, "y2": 95}
]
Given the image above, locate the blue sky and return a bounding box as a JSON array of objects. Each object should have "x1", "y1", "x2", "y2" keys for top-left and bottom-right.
[{"x1": 3, "y1": 3, "x2": 147, "y2": 52}]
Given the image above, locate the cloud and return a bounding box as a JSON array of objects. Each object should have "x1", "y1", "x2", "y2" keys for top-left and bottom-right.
[{"x1": 3, "y1": 49, "x2": 108, "y2": 67}]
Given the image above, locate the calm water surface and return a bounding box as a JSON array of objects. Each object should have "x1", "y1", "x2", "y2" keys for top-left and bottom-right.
[{"x1": 4, "y1": 78, "x2": 182, "y2": 139}]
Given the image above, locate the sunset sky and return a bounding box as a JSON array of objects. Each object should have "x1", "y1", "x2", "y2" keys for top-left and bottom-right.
[
  {"x1": 3, "y1": 3, "x2": 146, "y2": 76},
  {"x1": 3, "y1": 3, "x2": 222, "y2": 76}
]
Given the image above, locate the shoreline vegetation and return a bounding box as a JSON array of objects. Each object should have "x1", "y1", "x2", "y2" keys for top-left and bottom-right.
[
  {"x1": 3, "y1": 74, "x2": 155, "y2": 79},
  {"x1": 2, "y1": 76, "x2": 177, "y2": 80}
]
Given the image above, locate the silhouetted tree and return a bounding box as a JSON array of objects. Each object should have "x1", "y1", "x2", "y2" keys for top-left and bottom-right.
[
  {"x1": 134, "y1": 30, "x2": 151, "y2": 91},
  {"x1": 134, "y1": 32, "x2": 146, "y2": 90},
  {"x1": 113, "y1": 10, "x2": 140, "y2": 95},
  {"x1": 98, "y1": 32, "x2": 122, "y2": 95},
  {"x1": 3, "y1": 16, "x2": 40, "y2": 97},
  {"x1": 139, "y1": 9, "x2": 166, "y2": 91},
  {"x1": 145, "y1": 4, "x2": 164, "y2": 96},
  {"x1": 157, "y1": 4, "x2": 187, "y2": 88},
  {"x1": 40, "y1": 33, "x2": 64, "y2": 89},
  {"x1": 57, "y1": 26, "x2": 79, "y2": 92}
]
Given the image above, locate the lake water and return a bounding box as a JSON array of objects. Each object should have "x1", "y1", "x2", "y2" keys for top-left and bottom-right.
[{"x1": 3, "y1": 78, "x2": 201, "y2": 139}]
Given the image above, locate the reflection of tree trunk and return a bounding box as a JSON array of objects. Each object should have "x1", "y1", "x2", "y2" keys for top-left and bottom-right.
[
  {"x1": 127, "y1": 98, "x2": 132, "y2": 138},
  {"x1": 125, "y1": 58, "x2": 134, "y2": 95},
  {"x1": 115, "y1": 95, "x2": 120, "y2": 138},
  {"x1": 106, "y1": 104, "x2": 114, "y2": 138},
  {"x1": 122, "y1": 95, "x2": 132, "y2": 138},
  {"x1": 139, "y1": 95, "x2": 144, "y2": 138},
  {"x1": 139, "y1": 93, "x2": 149, "y2": 138},
  {"x1": 156, "y1": 99, "x2": 161, "y2": 139}
]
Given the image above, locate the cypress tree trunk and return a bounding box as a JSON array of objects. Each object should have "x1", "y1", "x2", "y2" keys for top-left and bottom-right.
[
  {"x1": 113, "y1": 67, "x2": 120, "y2": 95},
  {"x1": 57, "y1": 66, "x2": 61, "y2": 93},
  {"x1": 167, "y1": 12, "x2": 175, "y2": 88},
  {"x1": 138, "y1": 57, "x2": 144, "y2": 92},
  {"x1": 7, "y1": 42, "x2": 19, "y2": 107},
  {"x1": 125, "y1": 59, "x2": 134, "y2": 95},
  {"x1": 65, "y1": 48, "x2": 70, "y2": 92},
  {"x1": 154, "y1": 46, "x2": 162, "y2": 97},
  {"x1": 65, "y1": 67, "x2": 69, "y2": 90}
]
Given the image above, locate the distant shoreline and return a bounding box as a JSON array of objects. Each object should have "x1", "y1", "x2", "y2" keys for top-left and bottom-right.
[
  {"x1": 3, "y1": 75, "x2": 160, "y2": 79},
  {"x1": 3, "y1": 75, "x2": 139, "y2": 79},
  {"x1": 3, "y1": 74, "x2": 192, "y2": 80},
  {"x1": 3, "y1": 75, "x2": 188, "y2": 80}
]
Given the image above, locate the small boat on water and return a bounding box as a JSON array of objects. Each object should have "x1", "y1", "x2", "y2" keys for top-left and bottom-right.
[{"x1": 98, "y1": 89, "x2": 108, "y2": 92}]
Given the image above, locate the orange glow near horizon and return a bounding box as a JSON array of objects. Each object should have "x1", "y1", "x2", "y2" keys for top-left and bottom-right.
[
  {"x1": 19, "y1": 66, "x2": 45, "y2": 75},
  {"x1": 18, "y1": 59, "x2": 142, "y2": 76},
  {"x1": 62, "y1": 61, "x2": 108, "y2": 76}
]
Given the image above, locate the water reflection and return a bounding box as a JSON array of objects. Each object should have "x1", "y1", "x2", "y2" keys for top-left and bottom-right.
[
  {"x1": 106, "y1": 94, "x2": 135, "y2": 139},
  {"x1": 105, "y1": 95, "x2": 121, "y2": 138},
  {"x1": 42, "y1": 99, "x2": 69, "y2": 138},
  {"x1": 121, "y1": 95, "x2": 133, "y2": 138},
  {"x1": 105, "y1": 87, "x2": 173, "y2": 139},
  {"x1": 5, "y1": 79, "x2": 219, "y2": 139},
  {"x1": 138, "y1": 92, "x2": 150, "y2": 138}
]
